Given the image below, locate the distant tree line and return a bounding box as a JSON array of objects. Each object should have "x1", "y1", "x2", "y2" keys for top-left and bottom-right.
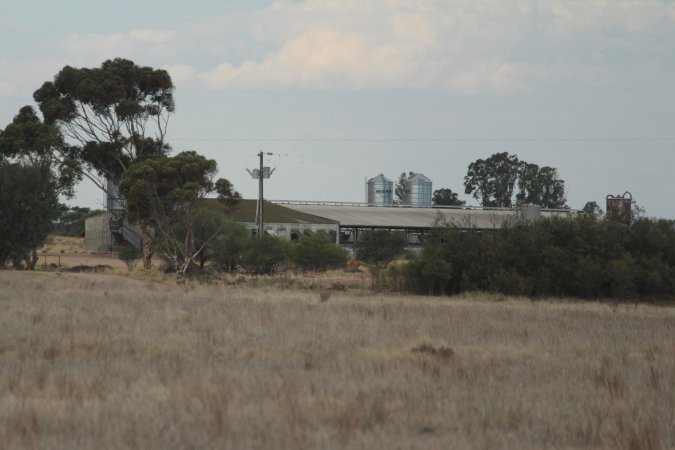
[{"x1": 380, "y1": 215, "x2": 675, "y2": 301}]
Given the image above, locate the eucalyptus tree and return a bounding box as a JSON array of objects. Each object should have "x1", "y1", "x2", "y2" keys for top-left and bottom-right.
[
  {"x1": 582, "y1": 201, "x2": 604, "y2": 217},
  {"x1": 464, "y1": 152, "x2": 567, "y2": 209},
  {"x1": 0, "y1": 161, "x2": 59, "y2": 268},
  {"x1": 432, "y1": 188, "x2": 466, "y2": 206},
  {"x1": 464, "y1": 152, "x2": 521, "y2": 207},
  {"x1": 395, "y1": 171, "x2": 417, "y2": 204},
  {"x1": 0, "y1": 106, "x2": 79, "y2": 198},
  {"x1": 119, "y1": 151, "x2": 237, "y2": 274},
  {"x1": 0, "y1": 107, "x2": 77, "y2": 268},
  {"x1": 516, "y1": 163, "x2": 567, "y2": 208},
  {"x1": 32, "y1": 58, "x2": 174, "y2": 191}
]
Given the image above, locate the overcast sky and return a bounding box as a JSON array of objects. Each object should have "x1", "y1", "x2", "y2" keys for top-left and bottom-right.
[{"x1": 2, "y1": 0, "x2": 674, "y2": 217}]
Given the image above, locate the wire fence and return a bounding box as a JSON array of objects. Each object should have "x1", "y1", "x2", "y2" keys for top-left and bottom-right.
[{"x1": 36, "y1": 254, "x2": 64, "y2": 271}]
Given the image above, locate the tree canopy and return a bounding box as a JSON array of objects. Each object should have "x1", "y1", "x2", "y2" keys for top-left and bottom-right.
[
  {"x1": 118, "y1": 151, "x2": 237, "y2": 274},
  {"x1": 395, "y1": 171, "x2": 417, "y2": 204},
  {"x1": 516, "y1": 163, "x2": 567, "y2": 208},
  {"x1": 464, "y1": 152, "x2": 520, "y2": 207},
  {"x1": 464, "y1": 152, "x2": 567, "y2": 208},
  {"x1": 0, "y1": 161, "x2": 59, "y2": 268},
  {"x1": 354, "y1": 230, "x2": 407, "y2": 266},
  {"x1": 33, "y1": 58, "x2": 174, "y2": 190},
  {"x1": 0, "y1": 106, "x2": 79, "y2": 198},
  {"x1": 432, "y1": 188, "x2": 466, "y2": 206},
  {"x1": 582, "y1": 201, "x2": 604, "y2": 217}
]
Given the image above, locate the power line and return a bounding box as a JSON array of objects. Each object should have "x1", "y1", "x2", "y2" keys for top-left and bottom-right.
[{"x1": 169, "y1": 136, "x2": 675, "y2": 143}]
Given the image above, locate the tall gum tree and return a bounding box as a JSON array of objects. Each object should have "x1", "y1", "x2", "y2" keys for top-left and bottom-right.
[
  {"x1": 464, "y1": 152, "x2": 521, "y2": 207},
  {"x1": 464, "y1": 152, "x2": 568, "y2": 209},
  {"x1": 0, "y1": 106, "x2": 80, "y2": 198},
  {"x1": 119, "y1": 151, "x2": 238, "y2": 275},
  {"x1": 0, "y1": 161, "x2": 59, "y2": 269},
  {"x1": 0, "y1": 107, "x2": 79, "y2": 268},
  {"x1": 33, "y1": 58, "x2": 174, "y2": 190},
  {"x1": 30, "y1": 58, "x2": 174, "y2": 268}
]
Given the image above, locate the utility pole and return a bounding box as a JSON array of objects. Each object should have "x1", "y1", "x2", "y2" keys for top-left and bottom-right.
[{"x1": 247, "y1": 152, "x2": 275, "y2": 238}]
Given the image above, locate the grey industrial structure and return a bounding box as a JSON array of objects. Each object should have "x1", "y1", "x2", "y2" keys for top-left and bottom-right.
[
  {"x1": 214, "y1": 199, "x2": 339, "y2": 241},
  {"x1": 84, "y1": 199, "x2": 340, "y2": 253},
  {"x1": 85, "y1": 199, "x2": 576, "y2": 253},
  {"x1": 276, "y1": 202, "x2": 577, "y2": 247},
  {"x1": 84, "y1": 174, "x2": 580, "y2": 253}
]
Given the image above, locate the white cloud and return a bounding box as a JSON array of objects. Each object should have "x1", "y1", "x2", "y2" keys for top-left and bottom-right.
[
  {"x1": 200, "y1": 27, "x2": 426, "y2": 90},
  {"x1": 44, "y1": 0, "x2": 675, "y2": 94},
  {"x1": 163, "y1": 64, "x2": 198, "y2": 88},
  {"x1": 193, "y1": 0, "x2": 674, "y2": 93}
]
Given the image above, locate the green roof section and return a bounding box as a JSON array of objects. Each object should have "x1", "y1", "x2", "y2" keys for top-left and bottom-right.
[{"x1": 201, "y1": 199, "x2": 338, "y2": 225}]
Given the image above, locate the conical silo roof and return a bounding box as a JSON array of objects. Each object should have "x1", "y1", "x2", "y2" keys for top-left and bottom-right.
[
  {"x1": 406, "y1": 173, "x2": 432, "y2": 184},
  {"x1": 369, "y1": 173, "x2": 392, "y2": 183}
]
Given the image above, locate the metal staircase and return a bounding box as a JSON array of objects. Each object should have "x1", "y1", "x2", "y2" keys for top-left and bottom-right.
[
  {"x1": 108, "y1": 210, "x2": 141, "y2": 249},
  {"x1": 107, "y1": 179, "x2": 142, "y2": 249}
]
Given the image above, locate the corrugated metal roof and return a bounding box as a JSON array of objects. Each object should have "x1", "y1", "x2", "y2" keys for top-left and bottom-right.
[
  {"x1": 202, "y1": 199, "x2": 338, "y2": 225},
  {"x1": 280, "y1": 204, "x2": 579, "y2": 229}
]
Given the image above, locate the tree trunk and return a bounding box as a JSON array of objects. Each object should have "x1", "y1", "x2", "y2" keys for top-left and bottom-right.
[
  {"x1": 25, "y1": 248, "x2": 39, "y2": 270},
  {"x1": 141, "y1": 233, "x2": 153, "y2": 270}
]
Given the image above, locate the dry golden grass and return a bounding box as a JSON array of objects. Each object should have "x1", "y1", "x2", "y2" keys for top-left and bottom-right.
[
  {"x1": 0, "y1": 271, "x2": 673, "y2": 450},
  {"x1": 39, "y1": 236, "x2": 85, "y2": 254}
]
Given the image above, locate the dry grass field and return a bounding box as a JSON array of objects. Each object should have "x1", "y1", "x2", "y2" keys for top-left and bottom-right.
[{"x1": 0, "y1": 271, "x2": 673, "y2": 449}]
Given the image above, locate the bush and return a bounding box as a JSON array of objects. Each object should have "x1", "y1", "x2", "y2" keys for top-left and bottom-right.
[
  {"x1": 208, "y1": 221, "x2": 250, "y2": 272},
  {"x1": 383, "y1": 216, "x2": 675, "y2": 301},
  {"x1": 492, "y1": 269, "x2": 532, "y2": 297},
  {"x1": 291, "y1": 232, "x2": 349, "y2": 272},
  {"x1": 117, "y1": 245, "x2": 141, "y2": 271},
  {"x1": 354, "y1": 230, "x2": 407, "y2": 267},
  {"x1": 241, "y1": 235, "x2": 290, "y2": 275}
]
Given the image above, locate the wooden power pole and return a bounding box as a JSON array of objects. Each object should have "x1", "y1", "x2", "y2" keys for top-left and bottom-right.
[{"x1": 247, "y1": 152, "x2": 274, "y2": 238}]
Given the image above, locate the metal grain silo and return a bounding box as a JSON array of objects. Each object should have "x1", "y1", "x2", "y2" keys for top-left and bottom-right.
[
  {"x1": 404, "y1": 173, "x2": 432, "y2": 207},
  {"x1": 367, "y1": 174, "x2": 394, "y2": 206}
]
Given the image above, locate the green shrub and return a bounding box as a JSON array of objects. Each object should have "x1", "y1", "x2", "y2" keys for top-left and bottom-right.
[
  {"x1": 117, "y1": 245, "x2": 141, "y2": 271},
  {"x1": 354, "y1": 230, "x2": 407, "y2": 266},
  {"x1": 291, "y1": 232, "x2": 349, "y2": 272},
  {"x1": 241, "y1": 235, "x2": 290, "y2": 275},
  {"x1": 492, "y1": 269, "x2": 532, "y2": 297},
  {"x1": 208, "y1": 221, "x2": 250, "y2": 272},
  {"x1": 383, "y1": 216, "x2": 675, "y2": 301}
]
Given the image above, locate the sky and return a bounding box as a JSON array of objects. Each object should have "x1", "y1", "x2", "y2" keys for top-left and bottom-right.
[{"x1": 1, "y1": 0, "x2": 674, "y2": 218}]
